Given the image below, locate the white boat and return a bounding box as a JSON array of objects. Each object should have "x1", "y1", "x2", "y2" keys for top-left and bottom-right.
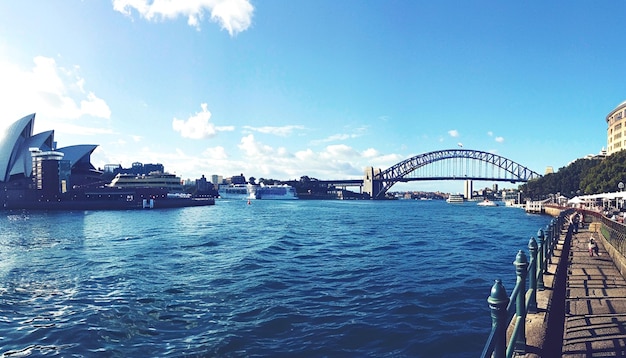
[
  {"x1": 108, "y1": 172, "x2": 184, "y2": 192},
  {"x1": 218, "y1": 184, "x2": 249, "y2": 199},
  {"x1": 477, "y1": 199, "x2": 498, "y2": 207},
  {"x1": 248, "y1": 183, "x2": 298, "y2": 200},
  {"x1": 446, "y1": 194, "x2": 465, "y2": 203}
]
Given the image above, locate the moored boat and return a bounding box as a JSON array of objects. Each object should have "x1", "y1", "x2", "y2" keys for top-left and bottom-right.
[
  {"x1": 248, "y1": 183, "x2": 298, "y2": 200},
  {"x1": 108, "y1": 172, "x2": 184, "y2": 192},
  {"x1": 218, "y1": 184, "x2": 249, "y2": 199}
]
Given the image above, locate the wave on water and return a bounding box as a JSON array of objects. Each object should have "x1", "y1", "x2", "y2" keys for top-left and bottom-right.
[{"x1": 0, "y1": 200, "x2": 551, "y2": 357}]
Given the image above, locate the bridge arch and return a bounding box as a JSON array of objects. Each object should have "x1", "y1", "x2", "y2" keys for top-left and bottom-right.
[{"x1": 364, "y1": 149, "x2": 542, "y2": 199}]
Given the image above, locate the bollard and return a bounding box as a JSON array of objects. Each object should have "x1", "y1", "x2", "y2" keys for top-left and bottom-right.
[
  {"x1": 528, "y1": 237, "x2": 538, "y2": 313},
  {"x1": 513, "y1": 250, "x2": 528, "y2": 354},
  {"x1": 487, "y1": 279, "x2": 509, "y2": 358},
  {"x1": 537, "y1": 228, "x2": 545, "y2": 291}
]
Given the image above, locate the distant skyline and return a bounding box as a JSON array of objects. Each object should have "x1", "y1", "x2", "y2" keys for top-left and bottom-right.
[{"x1": 0, "y1": 1, "x2": 622, "y2": 193}]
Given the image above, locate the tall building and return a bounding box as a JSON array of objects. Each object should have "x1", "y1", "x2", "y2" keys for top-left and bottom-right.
[{"x1": 606, "y1": 100, "x2": 626, "y2": 155}]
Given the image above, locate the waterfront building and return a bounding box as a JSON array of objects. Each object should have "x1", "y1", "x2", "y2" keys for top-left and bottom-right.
[
  {"x1": 0, "y1": 114, "x2": 215, "y2": 209},
  {"x1": 0, "y1": 114, "x2": 99, "y2": 188},
  {"x1": 606, "y1": 100, "x2": 626, "y2": 155}
]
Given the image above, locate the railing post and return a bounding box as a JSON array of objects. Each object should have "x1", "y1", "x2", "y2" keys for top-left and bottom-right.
[
  {"x1": 513, "y1": 250, "x2": 528, "y2": 354},
  {"x1": 537, "y1": 228, "x2": 545, "y2": 291},
  {"x1": 487, "y1": 279, "x2": 509, "y2": 358},
  {"x1": 528, "y1": 237, "x2": 538, "y2": 313}
]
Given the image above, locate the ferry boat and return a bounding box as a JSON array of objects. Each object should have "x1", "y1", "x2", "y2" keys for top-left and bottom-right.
[
  {"x1": 218, "y1": 184, "x2": 249, "y2": 199},
  {"x1": 108, "y1": 172, "x2": 184, "y2": 192},
  {"x1": 248, "y1": 183, "x2": 298, "y2": 200},
  {"x1": 477, "y1": 199, "x2": 498, "y2": 207},
  {"x1": 446, "y1": 193, "x2": 465, "y2": 203}
]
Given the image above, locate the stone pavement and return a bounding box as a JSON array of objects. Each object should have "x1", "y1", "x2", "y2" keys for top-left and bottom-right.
[
  {"x1": 561, "y1": 224, "x2": 626, "y2": 357},
  {"x1": 519, "y1": 221, "x2": 626, "y2": 357}
]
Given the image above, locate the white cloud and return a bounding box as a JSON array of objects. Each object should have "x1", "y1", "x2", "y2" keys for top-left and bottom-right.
[
  {"x1": 49, "y1": 123, "x2": 115, "y2": 136},
  {"x1": 310, "y1": 133, "x2": 353, "y2": 145},
  {"x1": 487, "y1": 131, "x2": 493, "y2": 136},
  {"x1": 0, "y1": 55, "x2": 111, "y2": 124},
  {"x1": 448, "y1": 129, "x2": 459, "y2": 137},
  {"x1": 203, "y1": 146, "x2": 229, "y2": 160},
  {"x1": 362, "y1": 148, "x2": 379, "y2": 158},
  {"x1": 243, "y1": 125, "x2": 305, "y2": 137},
  {"x1": 238, "y1": 134, "x2": 274, "y2": 157},
  {"x1": 323, "y1": 144, "x2": 358, "y2": 159},
  {"x1": 112, "y1": 0, "x2": 254, "y2": 36},
  {"x1": 495, "y1": 136, "x2": 504, "y2": 143},
  {"x1": 310, "y1": 126, "x2": 368, "y2": 145},
  {"x1": 172, "y1": 103, "x2": 234, "y2": 139},
  {"x1": 96, "y1": 129, "x2": 407, "y2": 185}
]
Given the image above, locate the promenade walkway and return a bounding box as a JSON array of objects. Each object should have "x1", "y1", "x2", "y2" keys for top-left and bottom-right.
[
  {"x1": 560, "y1": 223, "x2": 626, "y2": 357},
  {"x1": 521, "y1": 220, "x2": 626, "y2": 357}
]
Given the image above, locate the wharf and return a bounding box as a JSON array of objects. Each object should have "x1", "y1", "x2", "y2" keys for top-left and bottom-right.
[{"x1": 522, "y1": 221, "x2": 626, "y2": 357}]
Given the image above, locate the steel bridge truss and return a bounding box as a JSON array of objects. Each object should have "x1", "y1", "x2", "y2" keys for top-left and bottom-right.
[{"x1": 374, "y1": 149, "x2": 541, "y2": 199}]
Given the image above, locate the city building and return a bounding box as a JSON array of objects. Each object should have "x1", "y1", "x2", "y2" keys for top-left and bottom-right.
[
  {"x1": 0, "y1": 114, "x2": 214, "y2": 209},
  {"x1": 606, "y1": 100, "x2": 626, "y2": 155}
]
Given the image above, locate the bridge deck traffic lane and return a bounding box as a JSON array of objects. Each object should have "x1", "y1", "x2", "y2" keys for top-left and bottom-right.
[{"x1": 562, "y1": 227, "x2": 626, "y2": 357}]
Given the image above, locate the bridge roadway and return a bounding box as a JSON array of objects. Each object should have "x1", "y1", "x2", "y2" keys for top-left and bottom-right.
[{"x1": 523, "y1": 218, "x2": 626, "y2": 357}]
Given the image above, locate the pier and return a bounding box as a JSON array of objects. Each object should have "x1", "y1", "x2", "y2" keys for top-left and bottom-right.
[{"x1": 482, "y1": 208, "x2": 626, "y2": 357}]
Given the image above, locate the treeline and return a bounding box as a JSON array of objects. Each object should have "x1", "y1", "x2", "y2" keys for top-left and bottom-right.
[{"x1": 520, "y1": 150, "x2": 626, "y2": 200}]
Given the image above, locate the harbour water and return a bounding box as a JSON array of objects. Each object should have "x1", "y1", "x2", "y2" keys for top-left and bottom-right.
[{"x1": 0, "y1": 199, "x2": 551, "y2": 357}]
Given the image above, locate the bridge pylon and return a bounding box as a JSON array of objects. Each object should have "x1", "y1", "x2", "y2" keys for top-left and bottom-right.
[{"x1": 363, "y1": 166, "x2": 383, "y2": 199}]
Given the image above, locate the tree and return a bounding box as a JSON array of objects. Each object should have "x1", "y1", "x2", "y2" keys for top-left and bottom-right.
[{"x1": 519, "y1": 158, "x2": 602, "y2": 200}]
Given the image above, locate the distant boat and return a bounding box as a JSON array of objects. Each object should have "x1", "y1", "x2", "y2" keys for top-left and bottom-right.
[
  {"x1": 446, "y1": 194, "x2": 465, "y2": 203},
  {"x1": 248, "y1": 183, "x2": 298, "y2": 200},
  {"x1": 477, "y1": 199, "x2": 498, "y2": 207},
  {"x1": 218, "y1": 184, "x2": 249, "y2": 199}
]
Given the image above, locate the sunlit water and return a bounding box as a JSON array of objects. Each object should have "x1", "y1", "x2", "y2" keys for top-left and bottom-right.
[{"x1": 0, "y1": 199, "x2": 551, "y2": 357}]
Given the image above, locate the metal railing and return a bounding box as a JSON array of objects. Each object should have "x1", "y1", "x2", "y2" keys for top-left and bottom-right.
[{"x1": 480, "y1": 209, "x2": 572, "y2": 358}]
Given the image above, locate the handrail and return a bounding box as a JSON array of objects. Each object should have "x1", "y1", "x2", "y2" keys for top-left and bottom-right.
[{"x1": 480, "y1": 208, "x2": 573, "y2": 358}]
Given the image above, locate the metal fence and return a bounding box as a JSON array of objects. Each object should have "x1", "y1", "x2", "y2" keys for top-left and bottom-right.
[{"x1": 480, "y1": 209, "x2": 572, "y2": 358}]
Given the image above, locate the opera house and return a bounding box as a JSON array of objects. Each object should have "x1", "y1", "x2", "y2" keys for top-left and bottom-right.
[{"x1": 0, "y1": 114, "x2": 214, "y2": 210}]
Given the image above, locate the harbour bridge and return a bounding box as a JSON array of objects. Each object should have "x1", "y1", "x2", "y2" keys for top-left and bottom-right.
[{"x1": 323, "y1": 149, "x2": 542, "y2": 199}]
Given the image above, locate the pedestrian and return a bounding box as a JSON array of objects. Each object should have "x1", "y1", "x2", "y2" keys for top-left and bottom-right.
[
  {"x1": 579, "y1": 213, "x2": 584, "y2": 229},
  {"x1": 572, "y1": 214, "x2": 580, "y2": 233},
  {"x1": 588, "y1": 237, "x2": 598, "y2": 257}
]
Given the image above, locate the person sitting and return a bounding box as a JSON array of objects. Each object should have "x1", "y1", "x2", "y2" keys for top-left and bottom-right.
[{"x1": 588, "y1": 237, "x2": 599, "y2": 257}]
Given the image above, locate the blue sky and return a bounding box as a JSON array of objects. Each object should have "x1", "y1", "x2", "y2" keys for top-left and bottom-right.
[{"x1": 0, "y1": 1, "x2": 622, "y2": 193}]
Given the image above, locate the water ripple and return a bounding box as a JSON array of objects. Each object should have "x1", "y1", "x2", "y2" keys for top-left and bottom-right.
[{"x1": 0, "y1": 200, "x2": 551, "y2": 357}]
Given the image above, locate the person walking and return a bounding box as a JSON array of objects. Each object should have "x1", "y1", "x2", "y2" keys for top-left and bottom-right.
[{"x1": 572, "y1": 213, "x2": 580, "y2": 233}]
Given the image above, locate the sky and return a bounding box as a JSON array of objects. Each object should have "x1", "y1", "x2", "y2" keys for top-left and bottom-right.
[{"x1": 0, "y1": 1, "x2": 623, "y2": 194}]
